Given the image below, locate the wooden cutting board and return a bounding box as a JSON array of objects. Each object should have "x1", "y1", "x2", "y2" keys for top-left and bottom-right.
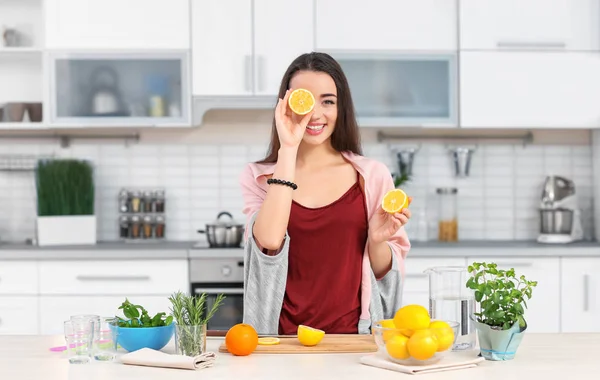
[{"x1": 218, "y1": 334, "x2": 378, "y2": 354}]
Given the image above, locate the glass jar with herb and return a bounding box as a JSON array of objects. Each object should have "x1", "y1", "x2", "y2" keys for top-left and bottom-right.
[
  {"x1": 119, "y1": 216, "x2": 130, "y2": 239},
  {"x1": 131, "y1": 191, "x2": 142, "y2": 213},
  {"x1": 154, "y1": 190, "x2": 165, "y2": 213},
  {"x1": 143, "y1": 191, "x2": 153, "y2": 213},
  {"x1": 155, "y1": 215, "x2": 165, "y2": 239}
]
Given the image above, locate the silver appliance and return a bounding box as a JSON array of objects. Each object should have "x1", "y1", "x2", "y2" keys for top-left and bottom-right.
[
  {"x1": 189, "y1": 254, "x2": 244, "y2": 335},
  {"x1": 537, "y1": 175, "x2": 583, "y2": 244}
]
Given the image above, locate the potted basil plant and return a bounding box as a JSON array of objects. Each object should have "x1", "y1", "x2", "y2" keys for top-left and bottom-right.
[{"x1": 466, "y1": 262, "x2": 538, "y2": 361}]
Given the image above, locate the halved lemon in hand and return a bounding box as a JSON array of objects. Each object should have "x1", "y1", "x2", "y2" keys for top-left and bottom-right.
[
  {"x1": 257, "y1": 337, "x2": 281, "y2": 345},
  {"x1": 288, "y1": 89, "x2": 315, "y2": 115},
  {"x1": 382, "y1": 189, "x2": 410, "y2": 214},
  {"x1": 297, "y1": 325, "x2": 325, "y2": 346}
]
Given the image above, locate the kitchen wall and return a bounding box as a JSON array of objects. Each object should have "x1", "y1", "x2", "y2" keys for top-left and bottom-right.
[{"x1": 0, "y1": 110, "x2": 595, "y2": 243}]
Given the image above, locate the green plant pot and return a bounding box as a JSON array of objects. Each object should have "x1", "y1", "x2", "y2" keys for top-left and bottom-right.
[{"x1": 472, "y1": 318, "x2": 525, "y2": 361}]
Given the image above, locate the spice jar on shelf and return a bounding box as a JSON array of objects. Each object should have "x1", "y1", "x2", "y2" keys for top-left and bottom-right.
[
  {"x1": 143, "y1": 191, "x2": 153, "y2": 213},
  {"x1": 436, "y1": 187, "x2": 458, "y2": 242},
  {"x1": 118, "y1": 189, "x2": 129, "y2": 213},
  {"x1": 130, "y1": 191, "x2": 142, "y2": 213},
  {"x1": 155, "y1": 215, "x2": 165, "y2": 239},
  {"x1": 154, "y1": 190, "x2": 165, "y2": 213},
  {"x1": 130, "y1": 215, "x2": 142, "y2": 239},
  {"x1": 142, "y1": 215, "x2": 154, "y2": 239},
  {"x1": 119, "y1": 216, "x2": 130, "y2": 239}
]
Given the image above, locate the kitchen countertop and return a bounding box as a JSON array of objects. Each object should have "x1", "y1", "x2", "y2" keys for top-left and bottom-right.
[
  {"x1": 0, "y1": 333, "x2": 597, "y2": 379},
  {"x1": 0, "y1": 240, "x2": 598, "y2": 260}
]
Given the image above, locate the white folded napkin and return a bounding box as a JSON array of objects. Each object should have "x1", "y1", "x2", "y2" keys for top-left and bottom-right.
[
  {"x1": 120, "y1": 348, "x2": 216, "y2": 370},
  {"x1": 360, "y1": 352, "x2": 485, "y2": 375}
]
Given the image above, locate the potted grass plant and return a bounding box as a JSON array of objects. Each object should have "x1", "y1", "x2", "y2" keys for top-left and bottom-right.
[
  {"x1": 35, "y1": 158, "x2": 96, "y2": 246},
  {"x1": 466, "y1": 262, "x2": 538, "y2": 361},
  {"x1": 168, "y1": 291, "x2": 226, "y2": 356}
]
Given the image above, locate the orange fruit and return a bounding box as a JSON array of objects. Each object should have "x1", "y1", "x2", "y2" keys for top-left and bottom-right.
[
  {"x1": 393, "y1": 304, "x2": 431, "y2": 336},
  {"x1": 382, "y1": 189, "x2": 409, "y2": 214},
  {"x1": 225, "y1": 323, "x2": 258, "y2": 356},
  {"x1": 407, "y1": 329, "x2": 439, "y2": 360},
  {"x1": 288, "y1": 88, "x2": 315, "y2": 115}
]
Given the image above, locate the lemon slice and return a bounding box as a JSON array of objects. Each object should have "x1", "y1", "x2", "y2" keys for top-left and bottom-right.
[
  {"x1": 257, "y1": 337, "x2": 280, "y2": 345},
  {"x1": 297, "y1": 325, "x2": 325, "y2": 347},
  {"x1": 288, "y1": 88, "x2": 315, "y2": 115}
]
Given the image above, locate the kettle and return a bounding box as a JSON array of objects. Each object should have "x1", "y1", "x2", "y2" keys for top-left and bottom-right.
[{"x1": 88, "y1": 67, "x2": 124, "y2": 116}]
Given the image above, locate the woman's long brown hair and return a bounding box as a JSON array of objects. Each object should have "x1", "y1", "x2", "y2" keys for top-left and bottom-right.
[{"x1": 256, "y1": 52, "x2": 363, "y2": 164}]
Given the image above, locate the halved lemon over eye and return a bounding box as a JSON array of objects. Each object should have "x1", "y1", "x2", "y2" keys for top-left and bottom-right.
[
  {"x1": 257, "y1": 337, "x2": 280, "y2": 345},
  {"x1": 382, "y1": 189, "x2": 410, "y2": 214},
  {"x1": 288, "y1": 88, "x2": 315, "y2": 115}
]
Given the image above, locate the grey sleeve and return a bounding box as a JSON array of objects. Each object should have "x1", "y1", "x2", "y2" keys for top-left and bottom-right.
[
  {"x1": 242, "y1": 212, "x2": 289, "y2": 335},
  {"x1": 376, "y1": 246, "x2": 404, "y2": 319}
]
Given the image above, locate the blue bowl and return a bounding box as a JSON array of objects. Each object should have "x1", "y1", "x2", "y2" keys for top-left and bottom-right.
[{"x1": 109, "y1": 323, "x2": 175, "y2": 352}]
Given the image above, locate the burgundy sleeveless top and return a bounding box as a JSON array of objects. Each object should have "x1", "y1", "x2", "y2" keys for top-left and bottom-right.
[{"x1": 278, "y1": 174, "x2": 368, "y2": 335}]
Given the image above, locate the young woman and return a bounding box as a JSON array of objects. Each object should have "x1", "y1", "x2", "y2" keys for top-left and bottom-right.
[{"x1": 239, "y1": 52, "x2": 411, "y2": 336}]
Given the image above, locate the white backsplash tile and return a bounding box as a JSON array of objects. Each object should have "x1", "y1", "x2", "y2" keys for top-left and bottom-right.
[{"x1": 0, "y1": 136, "x2": 595, "y2": 243}]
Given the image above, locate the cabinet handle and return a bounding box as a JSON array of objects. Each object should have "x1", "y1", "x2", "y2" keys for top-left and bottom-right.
[
  {"x1": 496, "y1": 41, "x2": 566, "y2": 49},
  {"x1": 244, "y1": 55, "x2": 252, "y2": 92},
  {"x1": 257, "y1": 55, "x2": 265, "y2": 93},
  {"x1": 76, "y1": 275, "x2": 151, "y2": 282},
  {"x1": 405, "y1": 273, "x2": 427, "y2": 279},
  {"x1": 583, "y1": 275, "x2": 590, "y2": 312}
]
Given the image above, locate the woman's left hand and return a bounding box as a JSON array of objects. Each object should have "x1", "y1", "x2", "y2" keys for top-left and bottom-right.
[{"x1": 368, "y1": 197, "x2": 412, "y2": 244}]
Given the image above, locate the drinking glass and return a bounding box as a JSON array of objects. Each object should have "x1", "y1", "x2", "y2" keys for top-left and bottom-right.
[
  {"x1": 64, "y1": 319, "x2": 94, "y2": 364},
  {"x1": 94, "y1": 317, "x2": 119, "y2": 361},
  {"x1": 70, "y1": 315, "x2": 100, "y2": 355}
]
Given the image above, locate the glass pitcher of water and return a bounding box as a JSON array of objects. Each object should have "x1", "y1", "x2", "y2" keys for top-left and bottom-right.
[{"x1": 424, "y1": 266, "x2": 476, "y2": 351}]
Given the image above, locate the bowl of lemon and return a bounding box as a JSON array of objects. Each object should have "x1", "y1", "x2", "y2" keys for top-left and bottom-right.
[{"x1": 373, "y1": 305, "x2": 459, "y2": 366}]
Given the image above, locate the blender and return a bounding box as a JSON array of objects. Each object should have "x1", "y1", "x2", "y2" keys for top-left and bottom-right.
[{"x1": 424, "y1": 266, "x2": 476, "y2": 351}]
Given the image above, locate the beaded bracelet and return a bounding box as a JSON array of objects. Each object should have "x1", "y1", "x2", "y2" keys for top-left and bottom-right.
[{"x1": 267, "y1": 178, "x2": 298, "y2": 190}]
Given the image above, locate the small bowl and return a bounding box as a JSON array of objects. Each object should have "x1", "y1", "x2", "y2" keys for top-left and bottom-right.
[
  {"x1": 109, "y1": 323, "x2": 175, "y2": 352},
  {"x1": 373, "y1": 320, "x2": 459, "y2": 366}
]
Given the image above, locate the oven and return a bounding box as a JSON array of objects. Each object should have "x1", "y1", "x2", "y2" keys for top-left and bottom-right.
[{"x1": 189, "y1": 256, "x2": 244, "y2": 336}]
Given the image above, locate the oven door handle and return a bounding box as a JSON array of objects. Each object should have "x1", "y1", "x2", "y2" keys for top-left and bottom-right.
[{"x1": 194, "y1": 288, "x2": 244, "y2": 295}]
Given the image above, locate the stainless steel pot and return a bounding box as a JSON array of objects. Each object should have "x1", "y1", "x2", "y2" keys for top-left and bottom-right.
[
  {"x1": 198, "y1": 211, "x2": 245, "y2": 248},
  {"x1": 540, "y1": 208, "x2": 573, "y2": 235}
]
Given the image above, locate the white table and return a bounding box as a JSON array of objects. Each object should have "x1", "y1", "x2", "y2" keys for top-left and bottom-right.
[{"x1": 0, "y1": 333, "x2": 597, "y2": 379}]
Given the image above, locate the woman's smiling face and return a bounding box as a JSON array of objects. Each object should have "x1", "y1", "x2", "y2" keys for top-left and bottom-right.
[{"x1": 289, "y1": 70, "x2": 338, "y2": 147}]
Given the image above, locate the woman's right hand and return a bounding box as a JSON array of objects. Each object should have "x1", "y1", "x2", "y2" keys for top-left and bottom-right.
[{"x1": 275, "y1": 89, "x2": 314, "y2": 149}]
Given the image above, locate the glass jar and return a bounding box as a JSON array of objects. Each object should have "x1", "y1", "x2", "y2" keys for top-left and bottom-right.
[
  {"x1": 143, "y1": 215, "x2": 154, "y2": 239},
  {"x1": 436, "y1": 187, "x2": 458, "y2": 242},
  {"x1": 119, "y1": 216, "x2": 130, "y2": 239},
  {"x1": 155, "y1": 215, "x2": 165, "y2": 239},
  {"x1": 143, "y1": 191, "x2": 153, "y2": 213},
  {"x1": 130, "y1": 191, "x2": 142, "y2": 213},
  {"x1": 154, "y1": 190, "x2": 165, "y2": 213},
  {"x1": 130, "y1": 216, "x2": 141, "y2": 239}
]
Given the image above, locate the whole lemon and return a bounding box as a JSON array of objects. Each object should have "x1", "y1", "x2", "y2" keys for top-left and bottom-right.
[
  {"x1": 407, "y1": 329, "x2": 439, "y2": 361},
  {"x1": 393, "y1": 305, "x2": 431, "y2": 336},
  {"x1": 378, "y1": 319, "x2": 398, "y2": 341},
  {"x1": 429, "y1": 321, "x2": 455, "y2": 352},
  {"x1": 385, "y1": 334, "x2": 410, "y2": 360}
]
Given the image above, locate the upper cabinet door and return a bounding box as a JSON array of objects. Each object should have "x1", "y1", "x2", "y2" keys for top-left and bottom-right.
[
  {"x1": 460, "y1": 0, "x2": 600, "y2": 51},
  {"x1": 316, "y1": 0, "x2": 457, "y2": 51},
  {"x1": 192, "y1": 0, "x2": 253, "y2": 96},
  {"x1": 460, "y1": 52, "x2": 600, "y2": 128},
  {"x1": 253, "y1": 0, "x2": 314, "y2": 95},
  {"x1": 44, "y1": 0, "x2": 190, "y2": 50}
]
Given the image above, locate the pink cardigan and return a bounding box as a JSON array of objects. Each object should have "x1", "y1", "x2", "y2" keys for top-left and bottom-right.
[{"x1": 239, "y1": 150, "x2": 411, "y2": 323}]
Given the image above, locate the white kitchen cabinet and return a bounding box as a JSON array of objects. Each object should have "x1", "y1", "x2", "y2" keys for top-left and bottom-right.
[
  {"x1": 460, "y1": 52, "x2": 600, "y2": 128},
  {"x1": 44, "y1": 0, "x2": 190, "y2": 50},
  {"x1": 192, "y1": 0, "x2": 253, "y2": 96},
  {"x1": 316, "y1": 0, "x2": 457, "y2": 51},
  {"x1": 402, "y1": 257, "x2": 468, "y2": 311},
  {"x1": 192, "y1": 0, "x2": 314, "y2": 96},
  {"x1": 38, "y1": 260, "x2": 189, "y2": 295},
  {"x1": 467, "y1": 257, "x2": 560, "y2": 333},
  {"x1": 47, "y1": 51, "x2": 191, "y2": 127},
  {"x1": 0, "y1": 261, "x2": 38, "y2": 295},
  {"x1": 561, "y1": 258, "x2": 600, "y2": 333},
  {"x1": 253, "y1": 0, "x2": 314, "y2": 95},
  {"x1": 459, "y1": 0, "x2": 600, "y2": 51},
  {"x1": 0, "y1": 297, "x2": 38, "y2": 335},
  {"x1": 39, "y1": 296, "x2": 173, "y2": 335}
]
